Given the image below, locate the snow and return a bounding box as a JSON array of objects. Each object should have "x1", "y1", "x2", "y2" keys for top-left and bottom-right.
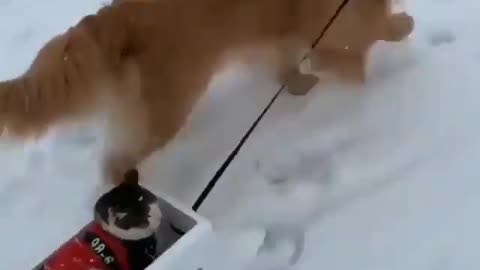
[{"x1": 1, "y1": 0, "x2": 480, "y2": 269}]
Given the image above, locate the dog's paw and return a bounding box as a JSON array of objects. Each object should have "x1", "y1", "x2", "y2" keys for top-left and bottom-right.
[
  {"x1": 285, "y1": 72, "x2": 319, "y2": 96},
  {"x1": 385, "y1": 12, "x2": 415, "y2": 41}
]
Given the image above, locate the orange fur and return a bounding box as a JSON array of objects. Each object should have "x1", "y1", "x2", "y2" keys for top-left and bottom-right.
[
  {"x1": 306, "y1": 0, "x2": 414, "y2": 86},
  {"x1": 0, "y1": 0, "x2": 413, "y2": 185},
  {"x1": 221, "y1": 0, "x2": 415, "y2": 94}
]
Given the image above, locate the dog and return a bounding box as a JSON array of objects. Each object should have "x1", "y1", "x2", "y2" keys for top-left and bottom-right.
[
  {"x1": 0, "y1": 0, "x2": 412, "y2": 186},
  {"x1": 113, "y1": 0, "x2": 415, "y2": 95}
]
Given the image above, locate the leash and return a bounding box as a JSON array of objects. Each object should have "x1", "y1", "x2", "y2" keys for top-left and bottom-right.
[{"x1": 192, "y1": 0, "x2": 352, "y2": 212}]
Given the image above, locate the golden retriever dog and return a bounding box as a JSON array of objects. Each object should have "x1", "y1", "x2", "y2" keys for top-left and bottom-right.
[
  {"x1": 233, "y1": 0, "x2": 415, "y2": 95},
  {"x1": 0, "y1": 0, "x2": 413, "y2": 186},
  {"x1": 113, "y1": 0, "x2": 414, "y2": 94}
]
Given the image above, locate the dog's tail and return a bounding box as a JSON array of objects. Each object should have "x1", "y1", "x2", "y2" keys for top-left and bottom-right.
[
  {"x1": 0, "y1": 74, "x2": 106, "y2": 138},
  {"x1": 0, "y1": 4, "x2": 137, "y2": 138}
]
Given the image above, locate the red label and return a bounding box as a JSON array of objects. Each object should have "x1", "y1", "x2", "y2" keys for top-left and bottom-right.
[{"x1": 38, "y1": 222, "x2": 130, "y2": 270}]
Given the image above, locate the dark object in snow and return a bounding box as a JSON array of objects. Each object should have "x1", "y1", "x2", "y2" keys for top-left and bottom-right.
[{"x1": 32, "y1": 169, "x2": 162, "y2": 270}]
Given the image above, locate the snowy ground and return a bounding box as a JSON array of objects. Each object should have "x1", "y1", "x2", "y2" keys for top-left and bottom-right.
[{"x1": 1, "y1": 0, "x2": 480, "y2": 269}]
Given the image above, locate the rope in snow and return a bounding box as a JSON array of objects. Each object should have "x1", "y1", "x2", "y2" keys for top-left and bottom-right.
[{"x1": 192, "y1": 0, "x2": 352, "y2": 212}]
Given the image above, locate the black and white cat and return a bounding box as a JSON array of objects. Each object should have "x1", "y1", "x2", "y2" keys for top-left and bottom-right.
[{"x1": 94, "y1": 169, "x2": 163, "y2": 270}]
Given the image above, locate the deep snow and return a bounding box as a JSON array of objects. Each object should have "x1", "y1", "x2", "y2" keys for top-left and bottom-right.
[{"x1": 1, "y1": 0, "x2": 480, "y2": 269}]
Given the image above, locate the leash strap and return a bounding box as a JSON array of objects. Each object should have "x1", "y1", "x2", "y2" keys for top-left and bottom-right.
[{"x1": 192, "y1": 0, "x2": 352, "y2": 212}]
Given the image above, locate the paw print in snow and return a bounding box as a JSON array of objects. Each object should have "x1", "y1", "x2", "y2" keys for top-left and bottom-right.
[{"x1": 428, "y1": 29, "x2": 456, "y2": 47}]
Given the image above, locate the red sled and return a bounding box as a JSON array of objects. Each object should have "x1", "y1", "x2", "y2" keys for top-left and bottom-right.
[
  {"x1": 33, "y1": 170, "x2": 159, "y2": 270},
  {"x1": 34, "y1": 221, "x2": 155, "y2": 270}
]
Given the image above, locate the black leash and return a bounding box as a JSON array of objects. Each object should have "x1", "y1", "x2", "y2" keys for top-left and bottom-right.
[{"x1": 192, "y1": 0, "x2": 352, "y2": 212}]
